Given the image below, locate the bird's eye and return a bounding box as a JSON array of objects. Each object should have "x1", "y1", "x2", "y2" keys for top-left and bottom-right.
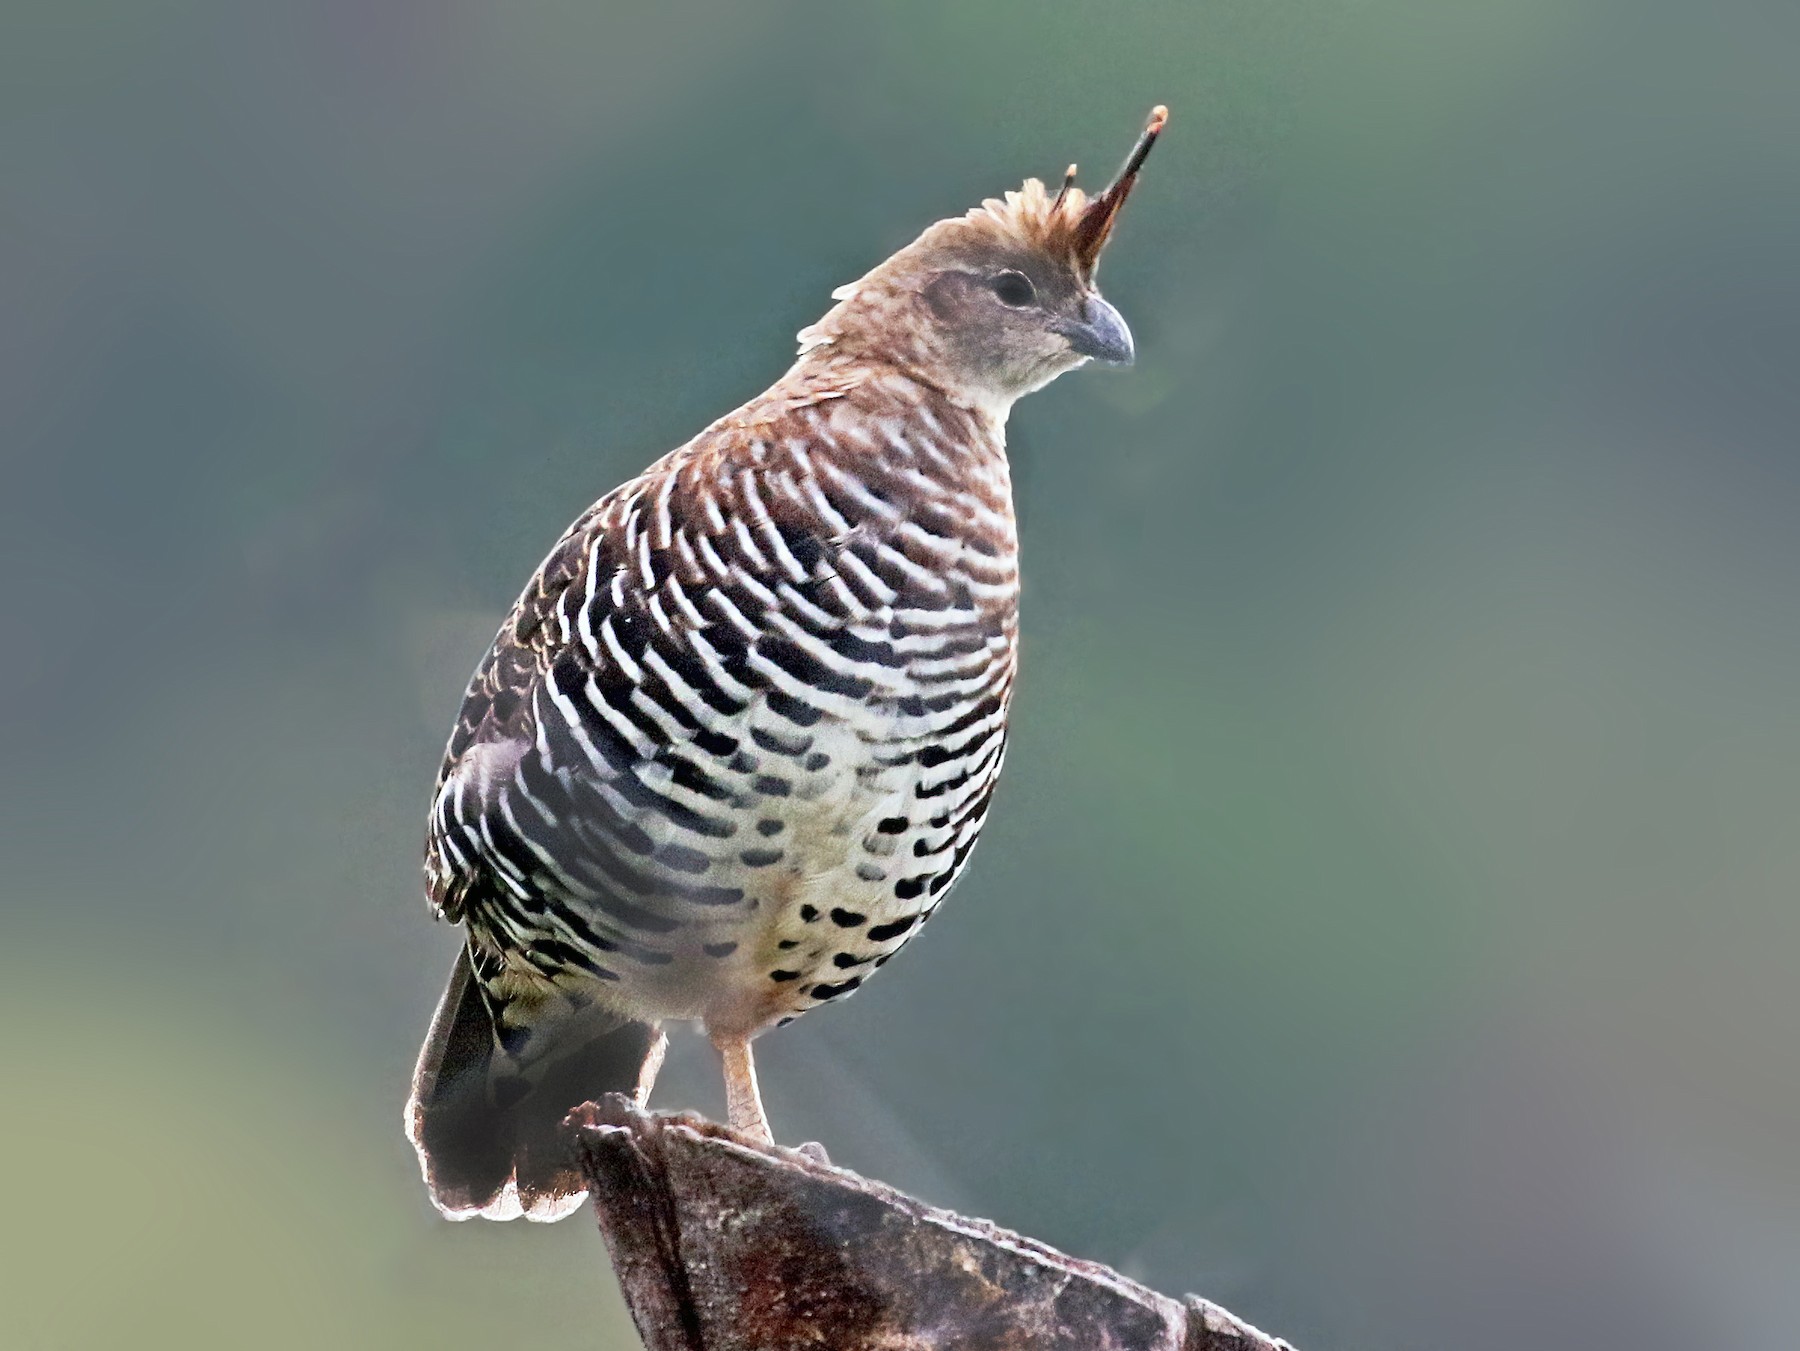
[{"x1": 990, "y1": 270, "x2": 1037, "y2": 307}]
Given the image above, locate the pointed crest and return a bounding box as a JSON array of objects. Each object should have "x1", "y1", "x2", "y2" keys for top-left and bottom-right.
[
  {"x1": 914, "y1": 105, "x2": 1167, "y2": 281},
  {"x1": 1068, "y1": 104, "x2": 1167, "y2": 271}
]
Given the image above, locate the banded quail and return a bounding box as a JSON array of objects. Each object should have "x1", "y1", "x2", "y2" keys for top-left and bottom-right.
[{"x1": 408, "y1": 107, "x2": 1167, "y2": 1220}]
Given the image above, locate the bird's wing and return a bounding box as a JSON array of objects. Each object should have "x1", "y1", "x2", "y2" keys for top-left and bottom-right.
[
  {"x1": 423, "y1": 489, "x2": 609, "y2": 920},
  {"x1": 421, "y1": 414, "x2": 878, "y2": 935}
]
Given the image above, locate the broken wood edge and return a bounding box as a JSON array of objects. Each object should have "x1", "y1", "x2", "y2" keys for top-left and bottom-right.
[
  {"x1": 570, "y1": 1094, "x2": 1295, "y2": 1351},
  {"x1": 1180, "y1": 1294, "x2": 1294, "y2": 1351}
]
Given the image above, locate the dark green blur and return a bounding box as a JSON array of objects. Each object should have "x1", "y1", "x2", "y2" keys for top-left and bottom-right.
[{"x1": 3, "y1": 3, "x2": 1796, "y2": 1348}]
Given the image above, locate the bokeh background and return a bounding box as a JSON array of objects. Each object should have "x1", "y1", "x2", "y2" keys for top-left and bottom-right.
[{"x1": 4, "y1": 2, "x2": 1797, "y2": 1347}]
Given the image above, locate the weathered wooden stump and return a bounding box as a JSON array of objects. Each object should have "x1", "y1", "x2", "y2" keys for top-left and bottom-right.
[{"x1": 570, "y1": 1095, "x2": 1294, "y2": 1351}]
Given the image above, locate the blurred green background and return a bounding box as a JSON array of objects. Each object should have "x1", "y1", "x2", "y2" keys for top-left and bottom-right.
[{"x1": 4, "y1": 2, "x2": 1796, "y2": 1348}]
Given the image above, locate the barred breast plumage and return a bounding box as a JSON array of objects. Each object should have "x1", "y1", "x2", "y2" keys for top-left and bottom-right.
[
  {"x1": 427, "y1": 365, "x2": 1017, "y2": 1038},
  {"x1": 408, "y1": 105, "x2": 1164, "y2": 1221}
]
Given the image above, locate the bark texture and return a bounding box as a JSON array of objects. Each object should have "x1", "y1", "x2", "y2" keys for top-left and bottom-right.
[{"x1": 570, "y1": 1095, "x2": 1295, "y2": 1351}]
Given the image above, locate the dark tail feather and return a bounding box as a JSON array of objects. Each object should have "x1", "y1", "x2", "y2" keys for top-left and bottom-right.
[{"x1": 405, "y1": 946, "x2": 657, "y2": 1221}]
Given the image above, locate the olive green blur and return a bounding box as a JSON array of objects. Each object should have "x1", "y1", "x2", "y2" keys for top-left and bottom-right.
[{"x1": 3, "y1": 3, "x2": 1795, "y2": 1348}]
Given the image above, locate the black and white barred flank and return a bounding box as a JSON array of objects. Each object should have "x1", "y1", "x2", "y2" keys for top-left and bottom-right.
[{"x1": 426, "y1": 369, "x2": 1018, "y2": 1042}]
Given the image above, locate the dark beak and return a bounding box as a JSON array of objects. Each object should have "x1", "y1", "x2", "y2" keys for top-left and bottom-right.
[{"x1": 1062, "y1": 295, "x2": 1135, "y2": 365}]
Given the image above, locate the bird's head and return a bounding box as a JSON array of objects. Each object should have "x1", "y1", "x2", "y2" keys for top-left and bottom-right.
[{"x1": 796, "y1": 107, "x2": 1167, "y2": 417}]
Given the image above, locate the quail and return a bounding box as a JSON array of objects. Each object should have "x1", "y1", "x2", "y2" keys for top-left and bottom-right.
[{"x1": 407, "y1": 107, "x2": 1167, "y2": 1220}]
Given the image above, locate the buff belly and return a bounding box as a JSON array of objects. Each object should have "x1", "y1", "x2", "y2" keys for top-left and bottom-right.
[{"x1": 566, "y1": 694, "x2": 993, "y2": 1038}]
